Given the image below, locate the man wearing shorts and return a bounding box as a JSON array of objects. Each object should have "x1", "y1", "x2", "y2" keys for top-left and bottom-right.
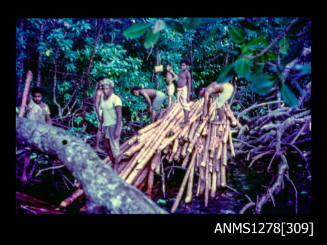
[
  {"x1": 198, "y1": 81, "x2": 234, "y2": 121},
  {"x1": 98, "y1": 78, "x2": 122, "y2": 172},
  {"x1": 131, "y1": 87, "x2": 167, "y2": 122}
]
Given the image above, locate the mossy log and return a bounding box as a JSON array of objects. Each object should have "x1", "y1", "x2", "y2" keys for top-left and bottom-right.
[{"x1": 16, "y1": 117, "x2": 167, "y2": 214}]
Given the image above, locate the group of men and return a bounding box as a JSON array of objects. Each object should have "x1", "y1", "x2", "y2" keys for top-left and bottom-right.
[{"x1": 20, "y1": 58, "x2": 234, "y2": 181}]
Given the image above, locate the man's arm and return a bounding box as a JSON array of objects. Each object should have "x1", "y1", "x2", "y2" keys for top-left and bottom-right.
[
  {"x1": 46, "y1": 114, "x2": 52, "y2": 125},
  {"x1": 140, "y1": 90, "x2": 152, "y2": 112},
  {"x1": 170, "y1": 70, "x2": 178, "y2": 82},
  {"x1": 114, "y1": 106, "x2": 122, "y2": 139}
]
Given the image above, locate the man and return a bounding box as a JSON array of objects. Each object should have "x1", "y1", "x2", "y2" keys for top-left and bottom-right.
[
  {"x1": 98, "y1": 78, "x2": 123, "y2": 172},
  {"x1": 131, "y1": 87, "x2": 167, "y2": 123},
  {"x1": 165, "y1": 63, "x2": 178, "y2": 107},
  {"x1": 21, "y1": 71, "x2": 52, "y2": 182},
  {"x1": 198, "y1": 80, "x2": 234, "y2": 122},
  {"x1": 176, "y1": 58, "x2": 192, "y2": 127}
]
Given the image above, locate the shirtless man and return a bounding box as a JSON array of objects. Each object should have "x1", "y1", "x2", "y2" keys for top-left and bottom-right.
[
  {"x1": 131, "y1": 87, "x2": 167, "y2": 122},
  {"x1": 176, "y1": 58, "x2": 192, "y2": 127},
  {"x1": 165, "y1": 63, "x2": 178, "y2": 107},
  {"x1": 198, "y1": 80, "x2": 234, "y2": 121}
]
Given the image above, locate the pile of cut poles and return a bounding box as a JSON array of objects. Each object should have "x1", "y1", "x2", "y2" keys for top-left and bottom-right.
[{"x1": 58, "y1": 97, "x2": 242, "y2": 213}]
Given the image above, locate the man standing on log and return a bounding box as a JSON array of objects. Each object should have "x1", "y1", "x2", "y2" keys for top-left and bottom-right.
[
  {"x1": 165, "y1": 63, "x2": 178, "y2": 107},
  {"x1": 98, "y1": 78, "x2": 122, "y2": 172},
  {"x1": 21, "y1": 71, "x2": 52, "y2": 182},
  {"x1": 176, "y1": 58, "x2": 192, "y2": 127},
  {"x1": 131, "y1": 87, "x2": 167, "y2": 123},
  {"x1": 198, "y1": 80, "x2": 234, "y2": 121}
]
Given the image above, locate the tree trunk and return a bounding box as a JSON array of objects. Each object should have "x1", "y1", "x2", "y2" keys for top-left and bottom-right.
[
  {"x1": 82, "y1": 18, "x2": 105, "y2": 118},
  {"x1": 16, "y1": 117, "x2": 168, "y2": 214},
  {"x1": 36, "y1": 21, "x2": 45, "y2": 87},
  {"x1": 17, "y1": 19, "x2": 25, "y2": 104}
]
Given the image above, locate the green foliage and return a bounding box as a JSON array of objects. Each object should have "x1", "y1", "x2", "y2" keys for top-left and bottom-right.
[
  {"x1": 228, "y1": 26, "x2": 246, "y2": 43},
  {"x1": 144, "y1": 29, "x2": 160, "y2": 49},
  {"x1": 234, "y1": 57, "x2": 251, "y2": 79},
  {"x1": 248, "y1": 73, "x2": 276, "y2": 96},
  {"x1": 280, "y1": 82, "x2": 298, "y2": 108},
  {"x1": 16, "y1": 17, "x2": 311, "y2": 139},
  {"x1": 123, "y1": 22, "x2": 151, "y2": 39}
]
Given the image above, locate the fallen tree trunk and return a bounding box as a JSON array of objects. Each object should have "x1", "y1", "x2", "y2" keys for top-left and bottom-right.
[{"x1": 16, "y1": 117, "x2": 167, "y2": 214}]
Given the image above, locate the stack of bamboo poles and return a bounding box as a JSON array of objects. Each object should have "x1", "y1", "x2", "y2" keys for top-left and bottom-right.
[
  {"x1": 116, "y1": 97, "x2": 242, "y2": 212},
  {"x1": 58, "y1": 97, "x2": 242, "y2": 213}
]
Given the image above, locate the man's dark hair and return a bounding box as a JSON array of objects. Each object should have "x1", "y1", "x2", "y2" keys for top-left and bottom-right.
[
  {"x1": 31, "y1": 87, "x2": 44, "y2": 95},
  {"x1": 97, "y1": 76, "x2": 107, "y2": 82},
  {"x1": 131, "y1": 86, "x2": 141, "y2": 93},
  {"x1": 166, "y1": 62, "x2": 172, "y2": 67},
  {"x1": 180, "y1": 58, "x2": 190, "y2": 65}
]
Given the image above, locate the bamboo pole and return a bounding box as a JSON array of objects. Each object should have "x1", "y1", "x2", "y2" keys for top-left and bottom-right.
[
  {"x1": 229, "y1": 127, "x2": 236, "y2": 158},
  {"x1": 181, "y1": 152, "x2": 190, "y2": 168},
  {"x1": 146, "y1": 168, "x2": 155, "y2": 198},
  {"x1": 181, "y1": 141, "x2": 189, "y2": 157},
  {"x1": 221, "y1": 164, "x2": 227, "y2": 187},
  {"x1": 133, "y1": 165, "x2": 150, "y2": 187},
  {"x1": 18, "y1": 70, "x2": 33, "y2": 118},
  {"x1": 119, "y1": 148, "x2": 144, "y2": 180},
  {"x1": 137, "y1": 173, "x2": 148, "y2": 191},
  {"x1": 172, "y1": 138, "x2": 179, "y2": 153},
  {"x1": 223, "y1": 122, "x2": 230, "y2": 144},
  {"x1": 173, "y1": 144, "x2": 183, "y2": 161},
  {"x1": 225, "y1": 103, "x2": 242, "y2": 129},
  {"x1": 123, "y1": 142, "x2": 144, "y2": 158},
  {"x1": 185, "y1": 152, "x2": 197, "y2": 203},
  {"x1": 204, "y1": 157, "x2": 210, "y2": 207},
  {"x1": 59, "y1": 188, "x2": 84, "y2": 208},
  {"x1": 170, "y1": 152, "x2": 197, "y2": 213},
  {"x1": 211, "y1": 170, "x2": 217, "y2": 198}
]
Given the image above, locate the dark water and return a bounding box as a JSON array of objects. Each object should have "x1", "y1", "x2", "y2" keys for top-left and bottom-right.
[{"x1": 153, "y1": 158, "x2": 312, "y2": 214}]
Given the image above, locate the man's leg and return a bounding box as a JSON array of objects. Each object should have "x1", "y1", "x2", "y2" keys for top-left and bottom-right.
[
  {"x1": 180, "y1": 109, "x2": 189, "y2": 127},
  {"x1": 151, "y1": 110, "x2": 157, "y2": 123},
  {"x1": 95, "y1": 127, "x2": 104, "y2": 153},
  {"x1": 104, "y1": 138, "x2": 115, "y2": 168}
]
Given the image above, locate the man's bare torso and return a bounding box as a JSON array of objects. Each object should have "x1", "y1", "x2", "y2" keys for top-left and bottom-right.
[{"x1": 177, "y1": 70, "x2": 190, "y2": 88}]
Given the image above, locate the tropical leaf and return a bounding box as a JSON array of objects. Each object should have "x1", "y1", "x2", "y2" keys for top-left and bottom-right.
[
  {"x1": 241, "y1": 34, "x2": 268, "y2": 54},
  {"x1": 269, "y1": 21, "x2": 281, "y2": 27},
  {"x1": 217, "y1": 62, "x2": 237, "y2": 83},
  {"x1": 184, "y1": 18, "x2": 201, "y2": 29},
  {"x1": 280, "y1": 82, "x2": 298, "y2": 107},
  {"x1": 123, "y1": 23, "x2": 151, "y2": 39},
  {"x1": 239, "y1": 20, "x2": 260, "y2": 31},
  {"x1": 234, "y1": 57, "x2": 251, "y2": 78},
  {"x1": 229, "y1": 26, "x2": 246, "y2": 43},
  {"x1": 165, "y1": 19, "x2": 185, "y2": 33},
  {"x1": 207, "y1": 24, "x2": 220, "y2": 42},
  {"x1": 279, "y1": 37, "x2": 289, "y2": 55},
  {"x1": 144, "y1": 29, "x2": 160, "y2": 49},
  {"x1": 294, "y1": 63, "x2": 311, "y2": 76},
  {"x1": 248, "y1": 73, "x2": 276, "y2": 96},
  {"x1": 153, "y1": 19, "x2": 165, "y2": 33}
]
